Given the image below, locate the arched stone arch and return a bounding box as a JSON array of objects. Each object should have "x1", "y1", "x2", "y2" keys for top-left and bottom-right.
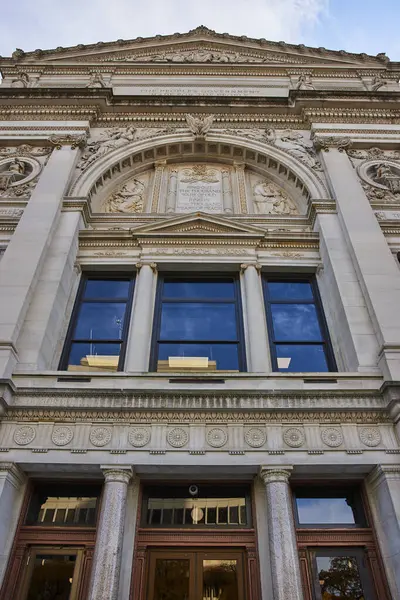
[{"x1": 69, "y1": 132, "x2": 329, "y2": 213}]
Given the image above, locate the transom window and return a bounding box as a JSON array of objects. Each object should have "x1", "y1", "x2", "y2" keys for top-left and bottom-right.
[
  {"x1": 262, "y1": 277, "x2": 336, "y2": 372},
  {"x1": 150, "y1": 276, "x2": 246, "y2": 372},
  {"x1": 143, "y1": 484, "x2": 251, "y2": 528},
  {"x1": 293, "y1": 486, "x2": 367, "y2": 527},
  {"x1": 60, "y1": 275, "x2": 135, "y2": 372},
  {"x1": 25, "y1": 483, "x2": 101, "y2": 527}
]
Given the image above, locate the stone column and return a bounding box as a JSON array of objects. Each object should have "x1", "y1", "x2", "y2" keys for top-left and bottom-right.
[
  {"x1": 240, "y1": 263, "x2": 270, "y2": 372},
  {"x1": 259, "y1": 466, "x2": 304, "y2": 600},
  {"x1": 0, "y1": 463, "x2": 26, "y2": 587},
  {"x1": 318, "y1": 139, "x2": 400, "y2": 379},
  {"x1": 88, "y1": 467, "x2": 133, "y2": 600},
  {"x1": 365, "y1": 465, "x2": 400, "y2": 599},
  {"x1": 150, "y1": 160, "x2": 166, "y2": 212},
  {"x1": 222, "y1": 169, "x2": 234, "y2": 214},
  {"x1": 166, "y1": 168, "x2": 178, "y2": 213},
  {"x1": 0, "y1": 139, "x2": 82, "y2": 378},
  {"x1": 125, "y1": 263, "x2": 157, "y2": 372}
]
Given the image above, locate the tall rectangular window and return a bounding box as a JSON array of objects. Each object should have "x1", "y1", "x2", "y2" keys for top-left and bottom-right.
[
  {"x1": 262, "y1": 277, "x2": 336, "y2": 372},
  {"x1": 60, "y1": 275, "x2": 134, "y2": 372},
  {"x1": 150, "y1": 276, "x2": 246, "y2": 372}
]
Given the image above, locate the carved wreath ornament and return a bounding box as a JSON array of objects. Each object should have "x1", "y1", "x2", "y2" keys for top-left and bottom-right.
[
  {"x1": 167, "y1": 427, "x2": 189, "y2": 448},
  {"x1": 206, "y1": 428, "x2": 228, "y2": 448},
  {"x1": 51, "y1": 426, "x2": 74, "y2": 446},
  {"x1": 244, "y1": 428, "x2": 267, "y2": 448},
  {"x1": 89, "y1": 426, "x2": 112, "y2": 447},
  {"x1": 321, "y1": 427, "x2": 343, "y2": 447},
  {"x1": 359, "y1": 427, "x2": 381, "y2": 447},
  {"x1": 283, "y1": 427, "x2": 305, "y2": 448},
  {"x1": 128, "y1": 427, "x2": 151, "y2": 447},
  {"x1": 14, "y1": 425, "x2": 36, "y2": 446}
]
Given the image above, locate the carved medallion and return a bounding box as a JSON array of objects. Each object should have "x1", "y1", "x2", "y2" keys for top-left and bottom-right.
[
  {"x1": 51, "y1": 426, "x2": 73, "y2": 446},
  {"x1": 14, "y1": 425, "x2": 36, "y2": 446},
  {"x1": 321, "y1": 427, "x2": 343, "y2": 447},
  {"x1": 128, "y1": 427, "x2": 151, "y2": 447},
  {"x1": 244, "y1": 428, "x2": 266, "y2": 448},
  {"x1": 206, "y1": 428, "x2": 228, "y2": 448},
  {"x1": 359, "y1": 427, "x2": 381, "y2": 447},
  {"x1": 89, "y1": 426, "x2": 112, "y2": 447},
  {"x1": 167, "y1": 427, "x2": 189, "y2": 448},
  {"x1": 283, "y1": 427, "x2": 305, "y2": 448}
]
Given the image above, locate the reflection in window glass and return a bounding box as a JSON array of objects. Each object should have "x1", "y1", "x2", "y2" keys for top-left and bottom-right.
[
  {"x1": 316, "y1": 555, "x2": 365, "y2": 600},
  {"x1": 296, "y1": 497, "x2": 356, "y2": 525},
  {"x1": 146, "y1": 497, "x2": 247, "y2": 527},
  {"x1": 203, "y1": 559, "x2": 238, "y2": 600},
  {"x1": 153, "y1": 277, "x2": 245, "y2": 372},
  {"x1": 61, "y1": 277, "x2": 133, "y2": 372},
  {"x1": 263, "y1": 278, "x2": 334, "y2": 373},
  {"x1": 154, "y1": 559, "x2": 190, "y2": 600},
  {"x1": 26, "y1": 486, "x2": 100, "y2": 526},
  {"x1": 26, "y1": 554, "x2": 76, "y2": 600}
]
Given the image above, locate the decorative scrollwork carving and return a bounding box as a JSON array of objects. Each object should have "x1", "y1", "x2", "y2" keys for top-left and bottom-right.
[
  {"x1": 167, "y1": 427, "x2": 189, "y2": 448},
  {"x1": 89, "y1": 426, "x2": 112, "y2": 447},
  {"x1": 283, "y1": 427, "x2": 305, "y2": 447},
  {"x1": 359, "y1": 427, "x2": 381, "y2": 447},
  {"x1": 128, "y1": 427, "x2": 151, "y2": 447},
  {"x1": 244, "y1": 428, "x2": 266, "y2": 448},
  {"x1": 51, "y1": 426, "x2": 74, "y2": 446},
  {"x1": 14, "y1": 425, "x2": 36, "y2": 446},
  {"x1": 321, "y1": 427, "x2": 343, "y2": 447},
  {"x1": 206, "y1": 428, "x2": 228, "y2": 448}
]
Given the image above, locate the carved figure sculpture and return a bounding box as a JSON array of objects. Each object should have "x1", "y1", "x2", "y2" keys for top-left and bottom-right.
[
  {"x1": 371, "y1": 74, "x2": 388, "y2": 91},
  {"x1": 104, "y1": 177, "x2": 145, "y2": 213},
  {"x1": 80, "y1": 127, "x2": 137, "y2": 168},
  {"x1": 295, "y1": 74, "x2": 315, "y2": 90},
  {"x1": 185, "y1": 114, "x2": 215, "y2": 137},
  {"x1": 253, "y1": 180, "x2": 297, "y2": 215},
  {"x1": 0, "y1": 158, "x2": 27, "y2": 191},
  {"x1": 86, "y1": 73, "x2": 107, "y2": 88},
  {"x1": 372, "y1": 163, "x2": 400, "y2": 194},
  {"x1": 10, "y1": 72, "x2": 29, "y2": 88}
]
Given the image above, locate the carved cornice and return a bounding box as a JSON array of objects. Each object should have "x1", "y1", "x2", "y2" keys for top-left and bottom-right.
[{"x1": 0, "y1": 462, "x2": 26, "y2": 488}]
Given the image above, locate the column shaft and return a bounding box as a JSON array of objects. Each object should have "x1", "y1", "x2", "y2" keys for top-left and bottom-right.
[
  {"x1": 260, "y1": 466, "x2": 304, "y2": 600},
  {"x1": 88, "y1": 467, "x2": 132, "y2": 600},
  {"x1": 241, "y1": 264, "x2": 270, "y2": 372},
  {"x1": 0, "y1": 463, "x2": 26, "y2": 588},
  {"x1": 16, "y1": 210, "x2": 82, "y2": 370},
  {"x1": 0, "y1": 145, "x2": 79, "y2": 377},
  {"x1": 125, "y1": 263, "x2": 157, "y2": 372},
  {"x1": 316, "y1": 213, "x2": 379, "y2": 371},
  {"x1": 321, "y1": 148, "x2": 400, "y2": 379},
  {"x1": 222, "y1": 169, "x2": 234, "y2": 214},
  {"x1": 166, "y1": 168, "x2": 178, "y2": 213},
  {"x1": 366, "y1": 465, "x2": 400, "y2": 599}
]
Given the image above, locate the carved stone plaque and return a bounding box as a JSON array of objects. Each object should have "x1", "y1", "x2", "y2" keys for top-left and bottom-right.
[{"x1": 176, "y1": 164, "x2": 223, "y2": 213}]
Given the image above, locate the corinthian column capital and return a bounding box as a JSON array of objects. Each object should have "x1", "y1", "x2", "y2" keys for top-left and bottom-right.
[
  {"x1": 259, "y1": 465, "x2": 293, "y2": 485},
  {"x1": 101, "y1": 466, "x2": 133, "y2": 485}
]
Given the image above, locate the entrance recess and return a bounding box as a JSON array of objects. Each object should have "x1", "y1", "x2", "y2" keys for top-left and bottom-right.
[{"x1": 147, "y1": 550, "x2": 245, "y2": 600}]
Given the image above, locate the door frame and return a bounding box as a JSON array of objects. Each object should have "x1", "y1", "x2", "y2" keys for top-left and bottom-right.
[{"x1": 18, "y1": 546, "x2": 84, "y2": 600}]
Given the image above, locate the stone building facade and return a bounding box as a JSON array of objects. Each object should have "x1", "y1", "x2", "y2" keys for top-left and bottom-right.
[{"x1": 0, "y1": 25, "x2": 399, "y2": 600}]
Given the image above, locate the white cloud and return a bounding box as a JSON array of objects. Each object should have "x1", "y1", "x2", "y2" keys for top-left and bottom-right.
[{"x1": 0, "y1": 0, "x2": 328, "y2": 55}]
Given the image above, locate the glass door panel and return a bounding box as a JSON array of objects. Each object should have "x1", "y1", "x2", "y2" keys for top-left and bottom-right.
[
  {"x1": 20, "y1": 548, "x2": 83, "y2": 600},
  {"x1": 202, "y1": 559, "x2": 239, "y2": 600},
  {"x1": 147, "y1": 550, "x2": 245, "y2": 600},
  {"x1": 311, "y1": 548, "x2": 376, "y2": 600}
]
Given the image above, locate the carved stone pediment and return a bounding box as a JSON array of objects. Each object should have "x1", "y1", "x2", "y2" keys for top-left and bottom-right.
[
  {"x1": 131, "y1": 212, "x2": 265, "y2": 239},
  {"x1": 9, "y1": 27, "x2": 386, "y2": 67}
]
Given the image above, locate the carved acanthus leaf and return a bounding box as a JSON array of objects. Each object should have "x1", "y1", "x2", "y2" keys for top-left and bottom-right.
[
  {"x1": 49, "y1": 134, "x2": 87, "y2": 149},
  {"x1": 313, "y1": 136, "x2": 353, "y2": 152}
]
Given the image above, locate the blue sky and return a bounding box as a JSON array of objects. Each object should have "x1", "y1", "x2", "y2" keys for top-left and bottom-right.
[{"x1": 0, "y1": 0, "x2": 398, "y2": 60}]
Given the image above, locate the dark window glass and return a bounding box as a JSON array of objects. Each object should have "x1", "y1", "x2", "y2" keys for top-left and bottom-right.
[
  {"x1": 143, "y1": 485, "x2": 251, "y2": 528},
  {"x1": 26, "y1": 553, "x2": 77, "y2": 600},
  {"x1": 294, "y1": 488, "x2": 366, "y2": 527},
  {"x1": 25, "y1": 484, "x2": 101, "y2": 526},
  {"x1": 151, "y1": 276, "x2": 246, "y2": 372},
  {"x1": 60, "y1": 275, "x2": 134, "y2": 372},
  {"x1": 263, "y1": 277, "x2": 336, "y2": 372}
]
